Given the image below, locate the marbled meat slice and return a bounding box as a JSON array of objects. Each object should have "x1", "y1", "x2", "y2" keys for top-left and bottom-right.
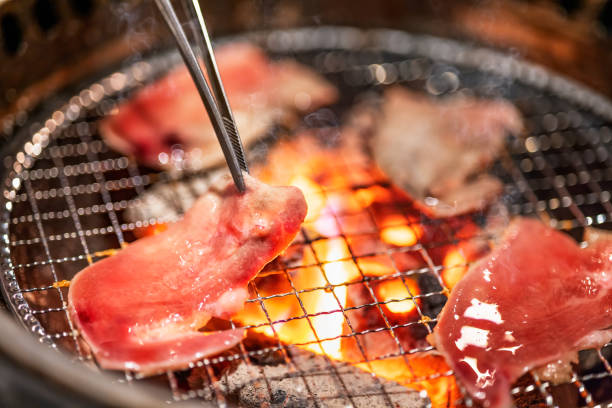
[
  {"x1": 68, "y1": 174, "x2": 307, "y2": 374},
  {"x1": 101, "y1": 43, "x2": 337, "y2": 170},
  {"x1": 371, "y1": 87, "x2": 522, "y2": 217},
  {"x1": 431, "y1": 218, "x2": 612, "y2": 408}
]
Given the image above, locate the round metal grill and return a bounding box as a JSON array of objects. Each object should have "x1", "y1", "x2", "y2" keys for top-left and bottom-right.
[{"x1": 1, "y1": 27, "x2": 612, "y2": 407}]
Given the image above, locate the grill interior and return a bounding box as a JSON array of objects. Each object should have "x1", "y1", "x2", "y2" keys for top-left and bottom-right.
[{"x1": 2, "y1": 27, "x2": 612, "y2": 407}]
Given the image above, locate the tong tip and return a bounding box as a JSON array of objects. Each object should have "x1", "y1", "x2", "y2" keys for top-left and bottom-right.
[{"x1": 231, "y1": 170, "x2": 246, "y2": 193}]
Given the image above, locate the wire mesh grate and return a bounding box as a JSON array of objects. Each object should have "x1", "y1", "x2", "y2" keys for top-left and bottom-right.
[{"x1": 1, "y1": 27, "x2": 612, "y2": 407}]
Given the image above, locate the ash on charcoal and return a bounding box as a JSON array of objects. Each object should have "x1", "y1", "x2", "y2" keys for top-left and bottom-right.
[{"x1": 196, "y1": 347, "x2": 429, "y2": 408}]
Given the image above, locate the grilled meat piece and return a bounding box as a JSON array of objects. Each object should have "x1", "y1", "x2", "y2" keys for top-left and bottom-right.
[
  {"x1": 68, "y1": 173, "x2": 307, "y2": 374},
  {"x1": 431, "y1": 218, "x2": 612, "y2": 408},
  {"x1": 371, "y1": 87, "x2": 522, "y2": 217},
  {"x1": 101, "y1": 43, "x2": 337, "y2": 170}
]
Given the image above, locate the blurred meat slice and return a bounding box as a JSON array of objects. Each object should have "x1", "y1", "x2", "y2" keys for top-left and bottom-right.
[
  {"x1": 431, "y1": 218, "x2": 612, "y2": 408},
  {"x1": 371, "y1": 87, "x2": 522, "y2": 217},
  {"x1": 101, "y1": 43, "x2": 337, "y2": 170},
  {"x1": 426, "y1": 175, "x2": 503, "y2": 218},
  {"x1": 68, "y1": 173, "x2": 307, "y2": 374}
]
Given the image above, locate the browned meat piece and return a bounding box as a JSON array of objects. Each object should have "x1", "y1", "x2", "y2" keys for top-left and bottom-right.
[{"x1": 371, "y1": 87, "x2": 523, "y2": 217}]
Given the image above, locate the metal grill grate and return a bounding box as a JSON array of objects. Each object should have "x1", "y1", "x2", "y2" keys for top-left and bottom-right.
[{"x1": 1, "y1": 27, "x2": 612, "y2": 407}]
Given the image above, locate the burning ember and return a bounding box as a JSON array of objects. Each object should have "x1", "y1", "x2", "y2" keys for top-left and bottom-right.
[
  {"x1": 377, "y1": 278, "x2": 420, "y2": 315},
  {"x1": 442, "y1": 248, "x2": 470, "y2": 290},
  {"x1": 380, "y1": 215, "x2": 422, "y2": 247},
  {"x1": 133, "y1": 222, "x2": 168, "y2": 238},
  {"x1": 134, "y1": 130, "x2": 490, "y2": 407},
  {"x1": 442, "y1": 239, "x2": 491, "y2": 290}
]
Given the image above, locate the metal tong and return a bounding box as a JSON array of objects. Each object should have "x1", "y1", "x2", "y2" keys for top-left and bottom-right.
[{"x1": 154, "y1": 0, "x2": 249, "y2": 192}]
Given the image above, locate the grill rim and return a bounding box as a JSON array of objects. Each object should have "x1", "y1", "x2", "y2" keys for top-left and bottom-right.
[
  {"x1": 1, "y1": 26, "x2": 612, "y2": 407},
  {"x1": 0, "y1": 310, "x2": 191, "y2": 407}
]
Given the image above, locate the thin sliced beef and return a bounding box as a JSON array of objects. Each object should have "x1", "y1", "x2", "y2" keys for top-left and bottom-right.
[
  {"x1": 371, "y1": 87, "x2": 522, "y2": 217},
  {"x1": 431, "y1": 218, "x2": 612, "y2": 408},
  {"x1": 101, "y1": 43, "x2": 337, "y2": 170},
  {"x1": 68, "y1": 174, "x2": 307, "y2": 374}
]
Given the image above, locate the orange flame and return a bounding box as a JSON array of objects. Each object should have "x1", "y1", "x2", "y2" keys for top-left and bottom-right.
[
  {"x1": 442, "y1": 239, "x2": 490, "y2": 290},
  {"x1": 233, "y1": 273, "x2": 299, "y2": 339},
  {"x1": 291, "y1": 171, "x2": 359, "y2": 358},
  {"x1": 442, "y1": 249, "x2": 469, "y2": 290},
  {"x1": 380, "y1": 215, "x2": 422, "y2": 247},
  {"x1": 303, "y1": 240, "x2": 359, "y2": 358},
  {"x1": 377, "y1": 278, "x2": 421, "y2": 315},
  {"x1": 354, "y1": 185, "x2": 393, "y2": 207},
  {"x1": 289, "y1": 175, "x2": 326, "y2": 222}
]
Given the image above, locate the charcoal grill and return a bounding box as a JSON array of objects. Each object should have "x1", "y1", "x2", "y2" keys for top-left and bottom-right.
[{"x1": 1, "y1": 2, "x2": 612, "y2": 408}]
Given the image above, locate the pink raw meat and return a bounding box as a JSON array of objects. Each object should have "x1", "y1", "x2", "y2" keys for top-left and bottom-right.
[
  {"x1": 432, "y1": 218, "x2": 612, "y2": 408},
  {"x1": 68, "y1": 173, "x2": 307, "y2": 374},
  {"x1": 101, "y1": 43, "x2": 337, "y2": 170}
]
